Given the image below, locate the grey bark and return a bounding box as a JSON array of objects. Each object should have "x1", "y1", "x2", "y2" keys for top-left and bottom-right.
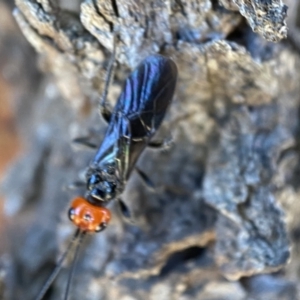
[{"x1": 1, "y1": 0, "x2": 300, "y2": 299}]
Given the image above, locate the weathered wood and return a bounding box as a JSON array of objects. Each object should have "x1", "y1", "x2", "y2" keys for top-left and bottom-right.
[{"x1": 2, "y1": 0, "x2": 300, "y2": 299}]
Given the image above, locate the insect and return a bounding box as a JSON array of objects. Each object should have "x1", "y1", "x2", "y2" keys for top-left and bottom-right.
[{"x1": 35, "y1": 52, "x2": 178, "y2": 300}]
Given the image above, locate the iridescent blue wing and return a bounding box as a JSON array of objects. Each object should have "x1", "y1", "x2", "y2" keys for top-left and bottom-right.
[
  {"x1": 114, "y1": 55, "x2": 178, "y2": 140},
  {"x1": 93, "y1": 55, "x2": 177, "y2": 182},
  {"x1": 115, "y1": 55, "x2": 177, "y2": 180}
]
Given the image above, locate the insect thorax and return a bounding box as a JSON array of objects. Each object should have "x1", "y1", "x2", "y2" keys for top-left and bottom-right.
[{"x1": 85, "y1": 162, "x2": 121, "y2": 204}]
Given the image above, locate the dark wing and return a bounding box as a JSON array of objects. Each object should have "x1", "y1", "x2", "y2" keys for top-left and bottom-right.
[
  {"x1": 93, "y1": 55, "x2": 178, "y2": 182},
  {"x1": 115, "y1": 55, "x2": 178, "y2": 180},
  {"x1": 113, "y1": 55, "x2": 178, "y2": 140}
]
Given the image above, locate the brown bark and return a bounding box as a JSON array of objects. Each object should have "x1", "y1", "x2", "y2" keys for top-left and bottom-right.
[{"x1": 1, "y1": 0, "x2": 300, "y2": 299}]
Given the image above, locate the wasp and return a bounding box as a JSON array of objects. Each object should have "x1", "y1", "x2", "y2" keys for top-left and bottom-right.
[{"x1": 36, "y1": 52, "x2": 178, "y2": 300}]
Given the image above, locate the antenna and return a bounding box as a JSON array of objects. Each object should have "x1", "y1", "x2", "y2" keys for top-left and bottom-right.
[
  {"x1": 63, "y1": 231, "x2": 85, "y2": 300},
  {"x1": 99, "y1": 32, "x2": 118, "y2": 121},
  {"x1": 35, "y1": 229, "x2": 80, "y2": 300}
]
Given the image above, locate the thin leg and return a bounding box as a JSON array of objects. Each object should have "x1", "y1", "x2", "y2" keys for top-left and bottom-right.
[
  {"x1": 135, "y1": 167, "x2": 155, "y2": 190},
  {"x1": 117, "y1": 198, "x2": 132, "y2": 220},
  {"x1": 99, "y1": 32, "x2": 118, "y2": 123},
  {"x1": 72, "y1": 137, "x2": 97, "y2": 150},
  {"x1": 147, "y1": 136, "x2": 173, "y2": 151},
  {"x1": 147, "y1": 112, "x2": 196, "y2": 151},
  {"x1": 100, "y1": 107, "x2": 112, "y2": 124},
  {"x1": 63, "y1": 181, "x2": 86, "y2": 191}
]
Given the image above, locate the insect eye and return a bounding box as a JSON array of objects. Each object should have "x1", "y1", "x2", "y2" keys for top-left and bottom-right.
[
  {"x1": 95, "y1": 222, "x2": 107, "y2": 232},
  {"x1": 87, "y1": 174, "x2": 101, "y2": 189},
  {"x1": 68, "y1": 207, "x2": 75, "y2": 221}
]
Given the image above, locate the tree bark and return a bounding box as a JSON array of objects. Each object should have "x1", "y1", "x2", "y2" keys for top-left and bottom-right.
[{"x1": 2, "y1": 0, "x2": 300, "y2": 299}]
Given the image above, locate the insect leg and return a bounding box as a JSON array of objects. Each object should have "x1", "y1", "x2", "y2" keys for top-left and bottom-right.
[
  {"x1": 63, "y1": 181, "x2": 86, "y2": 191},
  {"x1": 117, "y1": 198, "x2": 132, "y2": 220},
  {"x1": 71, "y1": 136, "x2": 98, "y2": 150},
  {"x1": 99, "y1": 32, "x2": 118, "y2": 123},
  {"x1": 135, "y1": 166, "x2": 155, "y2": 190},
  {"x1": 147, "y1": 136, "x2": 174, "y2": 151},
  {"x1": 148, "y1": 112, "x2": 196, "y2": 150}
]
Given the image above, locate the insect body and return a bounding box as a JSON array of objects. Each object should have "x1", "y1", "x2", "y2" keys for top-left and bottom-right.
[
  {"x1": 36, "y1": 54, "x2": 177, "y2": 300},
  {"x1": 69, "y1": 55, "x2": 178, "y2": 232}
]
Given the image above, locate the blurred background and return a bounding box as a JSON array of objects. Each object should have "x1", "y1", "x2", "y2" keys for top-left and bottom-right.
[{"x1": 0, "y1": 1, "x2": 23, "y2": 254}]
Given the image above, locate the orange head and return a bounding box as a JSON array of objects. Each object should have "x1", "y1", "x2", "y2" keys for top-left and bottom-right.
[{"x1": 68, "y1": 197, "x2": 111, "y2": 233}]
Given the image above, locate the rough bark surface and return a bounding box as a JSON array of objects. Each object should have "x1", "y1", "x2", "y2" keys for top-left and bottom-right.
[{"x1": 1, "y1": 0, "x2": 300, "y2": 299}]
